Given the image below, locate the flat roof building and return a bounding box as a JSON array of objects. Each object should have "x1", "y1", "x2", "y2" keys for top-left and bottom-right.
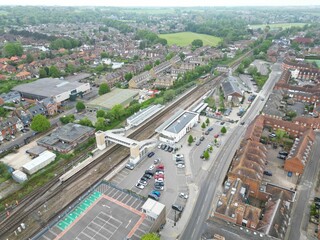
[
  {"x1": 157, "y1": 110, "x2": 199, "y2": 144},
  {"x1": 86, "y1": 88, "x2": 139, "y2": 111},
  {"x1": 141, "y1": 198, "x2": 166, "y2": 232},
  {"x1": 37, "y1": 123, "x2": 95, "y2": 153},
  {"x1": 13, "y1": 78, "x2": 90, "y2": 103}
]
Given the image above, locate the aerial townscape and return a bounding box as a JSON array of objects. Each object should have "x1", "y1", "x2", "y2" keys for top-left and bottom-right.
[{"x1": 1, "y1": 1, "x2": 320, "y2": 240}]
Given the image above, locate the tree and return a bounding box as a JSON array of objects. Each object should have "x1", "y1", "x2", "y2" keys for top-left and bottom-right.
[
  {"x1": 26, "y1": 53, "x2": 34, "y2": 63},
  {"x1": 95, "y1": 117, "x2": 107, "y2": 131},
  {"x1": 221, "y1": 126, "x2": 227, "y2": 134},
  {"x1": 96, "y1": 110, "x2": 105, "y2": 118},
  {"x1": 188, "y1": 135, "x2": 194, "y2": 145},
  {"x1": 203, "y1": 150, "x2": 210, "y2": 160},
  {"x1": 141, "y1": 233, "x2": 160, "y2": 240},
  {"x1": 191, "y1": 39, "x2": 203, "y2": 48},
  {"x1": 154, "y1": 60, "x2": 160, "y2": 66},
  {"x1": 179, "y1": 52, "x2": 185, "y2": 61},
  {"x1": 30, "y1": 114, "x2": 51, "y2": 132},
  {"x1": 3, "y1": 42, "x2": 23, "y2": 57},
  {"x1": 124, "y1": 72, "x2": 133, "y2": 81},
  {"x1": 65, "y1": 63, "x2": 75, "y2": 74},
  {"x1": 76, "y1": 101, "x2": 85, "y2": 112},
  {"x1": 163, "y1": 90, "x2": 175, "y2": 102},
  {"x1": 78, "y1": 117, "x2": 93, "y2": 127},
  {"x1": 60, "y1": 114, "x2": 75, "y2": 124},
  {"x1": 49, "y1": 65, "x2": 60, "y2": 78},
  {"x1": 99, "y1": 83, "x2": 110, "y2": 95},
  {"x1": 205, "y1": 118, "x2": 210, "y2": 126},
  {"x1": 110, "y1": 104, "x2": 124, "y2": 120},
  {"x1": 39, "y1": 68, "x2": 47, "y2": 78},
  {"x1": 201, "y1": 122, "x2": 206, "y2": 130}
]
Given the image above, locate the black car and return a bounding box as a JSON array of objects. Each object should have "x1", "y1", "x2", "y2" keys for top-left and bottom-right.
[
  {"x1": 168, "y1": 147, "x2": 173, "y2": 152},
  {"x1": 204, "y1": 130, "x2": 209, "y2": 135},
  {"x1": 200, "y1": 136, "x2": 205, "y2": 141},
  {"x1": 161, "y1": 144, "x2": 167, "y2": 150},
  {"x1": 279, "y1": 151, "x2": 288, "y2": 156},
  {"x1": 263, "y1": 170, "x2": 272, "y2": 176},
  {"x1": 145, "y1": 170, "x2": 154, "y2": 176},
  {"x1": 141, "y1": 176, "x2": 148, "y2": 182},
  {"x1": 277, "y1": 155, "x2": 286, "y2": 160},
  {"x1": 148, "y1": 152, "x2": 155, "y2": 158}
]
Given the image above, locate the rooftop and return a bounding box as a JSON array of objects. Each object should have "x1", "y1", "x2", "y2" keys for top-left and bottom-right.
[
  {"x1": 87, "y1": 88, "x2": 139, "y2": 110},
  {"x1": 222, "y1": 77, "x2": 243, "y2": 97},
  {"x1": 164, "y1": 111, "x2": 198, "y2": 134},
  {"x1": 13, "y1": 78, "x2": 88, "y2": 98}
]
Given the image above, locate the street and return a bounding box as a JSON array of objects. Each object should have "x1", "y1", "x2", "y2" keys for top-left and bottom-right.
[{"x1": 180, "y1": 62, "x2": 281, "y2": 239}]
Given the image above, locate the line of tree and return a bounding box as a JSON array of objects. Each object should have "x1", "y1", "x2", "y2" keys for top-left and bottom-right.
[
  {"x1": 103, "y1": 19, "x2": 133, "y2": 33},
  {"x1": 9, "y1": 29, "x2": 57, "y2": 41},
  {"x1": 50, "y1": 38, "x2": 81, "y2": 50},
  {"x1": 39, "y1": 66, "x2": 61, "y2": 78},
  {"x1": 135, "y1": 30, "x2": 167, "y2": 49}
]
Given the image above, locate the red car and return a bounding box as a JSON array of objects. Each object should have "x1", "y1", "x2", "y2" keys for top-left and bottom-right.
[
  {"x1": 214, "y1": 134, "x2": 219, "y2": 138},
  {"x1": 156, "y1": 164, "x2": 164, "y2": 170},
  {"x1": 154, "y1": 174, "x2": 164, "y2": 179}
]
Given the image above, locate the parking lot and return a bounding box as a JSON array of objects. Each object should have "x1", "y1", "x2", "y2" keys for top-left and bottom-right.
[
  {"x1": 109, "y1": 144, "x2": 189, "y2": 222},
  {"x1": 39, "y1": 183, "x2": 152, "y2": 240}
]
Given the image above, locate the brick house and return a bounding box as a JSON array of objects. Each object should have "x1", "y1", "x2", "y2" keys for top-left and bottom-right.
[{"x1": 15, "y1": 71, "x2": 31, "y2": 80}]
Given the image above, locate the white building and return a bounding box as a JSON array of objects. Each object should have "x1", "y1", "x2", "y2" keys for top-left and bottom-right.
[
  {"x1": 22, "y1": 151, "x2": 56, "y2": 175},
  {"x1": 157, "y1": 110, "x2": 199, "y2": 144},
  {"x1": 141, "y1": 199, "x2": 166, "y2": 231}
]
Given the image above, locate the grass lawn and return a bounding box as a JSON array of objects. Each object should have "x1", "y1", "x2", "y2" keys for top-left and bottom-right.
[
  {"x1": 249, "y1": 23, "x2": 308, "y2": 30},
  {"x1": 159, "y1": 32, "x2": 222, "y2": 47},
  {"x1": 305, "y1": 59, "x2": 320, "y2": 68}
]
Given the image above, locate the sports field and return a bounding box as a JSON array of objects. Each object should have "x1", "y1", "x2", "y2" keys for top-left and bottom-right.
[
  {"x1": 306, "y1": 59, "x2": 320, "y2": 68},
  {"x1": 159, "y1": 32, "x2": 222, "y2": 47},
  {"x1": 250, "y1": 23, "x2": 307, "y2": 30}
]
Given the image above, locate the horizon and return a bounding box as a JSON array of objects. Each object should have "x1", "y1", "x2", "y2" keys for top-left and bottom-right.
[{"x1": 0, "y1": 0, "x2": 320, "y2": 7}]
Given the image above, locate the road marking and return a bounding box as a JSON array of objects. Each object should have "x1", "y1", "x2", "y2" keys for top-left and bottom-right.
[
  {"x1": 126, "y1": 219, "x2": 132, "y2": 228},
  {"x1": 102, "y1": 204, "x2": 110, "y2": 208}
]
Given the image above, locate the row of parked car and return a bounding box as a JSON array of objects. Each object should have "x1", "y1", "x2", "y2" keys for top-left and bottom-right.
[{"x1": 158, "y1": 143, "x2": 174, "y2": 152}]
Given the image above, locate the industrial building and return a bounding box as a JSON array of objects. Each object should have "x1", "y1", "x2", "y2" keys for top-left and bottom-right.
[
  {"x1": 156, "y1": 110, "x2": 199, "y2": 144},
  {"x1": 86, "y1": 88, "x2": 139, "y2": 111},
  {"x1": 13, "y1": 78, "x2": 90, "y2": 103},
  {"x1": 22, "y1": 150, "x2": 56, "y2": 175},
  {"x1": 37, "y1": 123, "x2": 95, "y2": 153}
]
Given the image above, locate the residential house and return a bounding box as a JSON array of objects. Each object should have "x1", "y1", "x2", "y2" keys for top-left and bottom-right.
[
  {"x1": 221, "y1": 77, "x2": 244, "y2": 104},
  {"x1": 15, "y1": 71, "x2": 32, "y2": 80},
  {"x1": 0, "y1": 91, "x2": 21, "y2": 105},
  {"x1": 0, "y1": 116, "x2": 23, "y2": 140},
  {"x1": 42, "y1": 98, "x2": 58, "y2": 116}
]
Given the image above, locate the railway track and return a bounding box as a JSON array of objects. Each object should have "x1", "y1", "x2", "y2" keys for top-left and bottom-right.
[{"x1": 0, "y1": 50, "x2": 253, "y2": 239}]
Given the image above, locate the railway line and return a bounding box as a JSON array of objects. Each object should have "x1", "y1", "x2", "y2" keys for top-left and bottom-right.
[{"x1": 0, "y1": 50, "x2": 252, "y2": 239}]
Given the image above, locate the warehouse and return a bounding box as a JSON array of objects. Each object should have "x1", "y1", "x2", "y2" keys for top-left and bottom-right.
[
  {"x1": 157, "y1": 110, "x2": 199, "y2": 144},
  {"x1": 86, "y1": 88, "x2": 139, "y2": 111},
  {"x1": 22, "y1": 150, "x2": 56, "y2": 175},
  {"x1": 13, "y1": 78, "x2": 90, "y2": 103}
]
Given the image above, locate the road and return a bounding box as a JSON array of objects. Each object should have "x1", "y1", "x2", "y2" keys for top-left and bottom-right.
[
  {"x1": 286, "y1": 133, "x2": 320, "y2": 240},
  {"x1": 180, "y1": 62, "x2": 282, "y2": 240}
]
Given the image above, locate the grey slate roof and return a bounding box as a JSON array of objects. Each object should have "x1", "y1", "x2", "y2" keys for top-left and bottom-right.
[
  {"x1": 221, "y1": 77, "x2": 243, "y2": 97},
  {"x1": 165, "y1": 111, "x2": 197, "y2": 134}
]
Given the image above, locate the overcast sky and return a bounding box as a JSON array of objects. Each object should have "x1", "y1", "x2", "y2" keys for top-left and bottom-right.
[{"x1": 1, "y1": 0, "x2": 320, "y2": 7}]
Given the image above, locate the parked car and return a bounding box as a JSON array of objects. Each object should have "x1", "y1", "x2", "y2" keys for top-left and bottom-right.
[
  {"x1": 155, "y1": 178, "x2": 164, "y2": 183},
  {"x1": 177, "y1": 164, "x2": 185, "y2": 168},
  {"x1": 240, "y1": 122, "x2": 245, "y2": 125},
  {"x1": 168, "y1": 147, "x2": 173, "y2": 152},
  {"x1": 151, "y1": 190, "x2": 161, "y2": 197},
  {"x1": 175, "y1": 154, "x2": 184, "y2": 160},
  {"x1": 138, "y1": 180, "x2": 147, "y2": 186},
  {"x1": 154, "y1": 182, "x2": 164, "y2": 187},
  {"x1": 196, "y1": 141, "x2": 201, "y2": 146},
  {"x1": 287, "y1": 171, "x2": 292, "y2": 177},
  {"x1": 143, "y1": 174, "x2": 152, "y2": 179},
  {"x1": 164, "y1": 145, "x2": 170, "y2": 151},
  {"x1": 208, "y1": 127, "x2": 213, "y2": 131},
  {"x1": 135, "y1": 183, "x2": 145, "y2": 189},
  {"x1": 179, "y1": 192, "x2": 189, "y2": 199},
  {"x1": 200, "y1": 136, "x2": 205, "y2": 141},
  {"x1": 158, "y1": 143, "x2": 162, "y2": 149},
  {"x1": 149, "y1": 164, "x2": 155, "y2": 170},
  {"x1": 156, "y1": 164, "x2": 164, "y2": 170},
  {"x1": 176, "y1": 160, "x2": 185, "y2": 165},
  {"x1": 155, "y1": 170, "x2": 164, "y2": 175},
  {"x1": 277, "y1": 155, "x2": 286, "y2": 160},
  {"x1": 148, "y1": 152, "x2": 155, "y2": 158},
  {"x1": 172, "y1": 204, "x2": 184, "y2": 212},
  {"x1": 125, "y1": 162, "x2": 135, "y2": 170},
  {"x1": 220, "y1": 121, "x2": 225, "y2": 125},
  {"x1": 145, "y1": 170, "x2": 154, "y2": 176},
  {"x1": 154, "y1": 185, "x2": 164, "y2": 191},
  {"x1": 279, "y1": 151, "x2": 288, "y2": 156},
  {"x1": 154, "y1": 174, "x2": 164, "y2": 179},
  {"x1": 148, "y1": 193, "x2": 159, "y2": 201},
  {"x1": 269, "y1": 133, "x2": 276, "y2": 138},
  {"x1": 263, "y1": 170, "x2": 272, "y2": 176},
  {"x1": 140, "y1": 176, "x2": 148, "y2": 182},
  {"x1": 161, "y1": 144, "x2": 166, "y2": 150},
  {"x1": 204, "y1": 130, "x2": 209, "y2": 135},
  {"x1": 214, "y1": 134, "x2": 219, "y2": 138},
  {"x1": 154, "y1": 158, "x2": 161, "y2": 164},
  {"x1": 200, "y1": 154, "x2": 204, "y2": 159}
]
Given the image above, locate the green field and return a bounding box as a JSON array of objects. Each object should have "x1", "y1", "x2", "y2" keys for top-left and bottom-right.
[
  {"x1": 306, "y1": 59, "x2": 320, "y2": 68},
  {"x1": 250, "y1": 23, "x2": 308, "y2": 30},
  {"x1": 159, "y1": 32, "x2": 222, "y2": 47}
]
